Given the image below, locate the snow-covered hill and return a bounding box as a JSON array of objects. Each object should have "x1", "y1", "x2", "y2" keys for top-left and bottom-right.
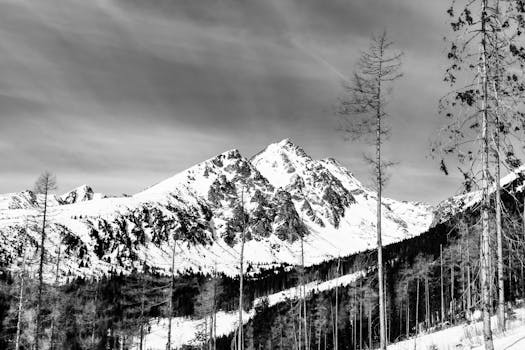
[
  {"x1": 432, "y1": 164, "x2": 525, "y2": 225},
  {"x1": 0, "y1": 139, "x2": 434, "y2": 281}
]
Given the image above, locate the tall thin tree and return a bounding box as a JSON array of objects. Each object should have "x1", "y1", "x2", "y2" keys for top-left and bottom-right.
[
  {"x1": 238, "y1": 188, "x2": 246, "y2": 350},
  {"x1": 166, "y1": 231, "x2": 177, "y2": 350},
  {"x1": 338, "y1": 30, "x2": 402, "y2": 350},
  {"x1": 15, "y1": 221, "x2": 29, "y2": 350},
  {"x1": 33, "y1": 171, "x2": 57, "y2": 350}
]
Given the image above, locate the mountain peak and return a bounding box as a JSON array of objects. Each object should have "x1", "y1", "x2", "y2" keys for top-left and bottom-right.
[
  {"x1": 60, "y1": 184, "x2": 94, "y2": 204},
  {"x1": 276, "y1": 138, "x2": 294, "y2": 147},
  {"x1": 260, "y1": 138, "x2": 311, "y2": 162}
]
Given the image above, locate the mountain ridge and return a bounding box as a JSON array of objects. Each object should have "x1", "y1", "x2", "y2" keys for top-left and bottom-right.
[{"x1": 0, "y1": 139, "x2": 434, "y2": 281}]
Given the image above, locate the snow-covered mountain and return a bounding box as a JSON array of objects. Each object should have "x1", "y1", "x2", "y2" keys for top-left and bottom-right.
[
  {"x1": 432, "y1": 164, "x2": 525, "y2": 225},
  {"x1": 60, "y1": 184, "x2": 106, "y2": 204},
  {"x1": 0, "y1": 139, "x2": 435, "y2": 281}
]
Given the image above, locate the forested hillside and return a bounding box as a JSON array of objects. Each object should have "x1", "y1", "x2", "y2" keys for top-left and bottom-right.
[{"x1": 1, "y1": 162, "x2": 524, "y2": 349}]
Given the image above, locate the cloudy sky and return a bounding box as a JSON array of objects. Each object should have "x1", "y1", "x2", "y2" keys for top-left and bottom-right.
[{"x1": 0, "y1": 0, "x2": 464, "y2": 204}]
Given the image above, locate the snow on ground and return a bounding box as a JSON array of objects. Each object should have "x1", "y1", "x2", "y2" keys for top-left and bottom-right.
[
  {"x1": 388, "y1": 307, "x2": 525, "y2": 350},
  {"x1": 143, "y1": 271, "x2": 363, "y2": 349},
  {"x1": 145, "y1": 310, "x2": 255, "y2": 350}
]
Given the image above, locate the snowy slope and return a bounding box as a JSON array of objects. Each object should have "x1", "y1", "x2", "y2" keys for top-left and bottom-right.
[
  {"x1": 433, "y1": 164, "x2": 525, "y2": 225},
  {"x1": 252, "y1": 139, "x2": 434, "y2": 251},
  {"x1": 388, "y1": 306, "x2": 525, "y2": 350},
  {"x1": 144, "y1": 270, "x2": 364, "y2": 349},
  {"x1": 0, "y1": 139, "x2": 434, "y2": 281}
]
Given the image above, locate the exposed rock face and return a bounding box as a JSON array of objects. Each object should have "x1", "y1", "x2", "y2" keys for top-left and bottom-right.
[{"x1": 61, "y1": 185, "x2": 95, "y2": 204}]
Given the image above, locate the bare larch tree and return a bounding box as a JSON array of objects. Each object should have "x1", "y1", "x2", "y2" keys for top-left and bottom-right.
[
  {"x1": 338, "y1": 30, "x2": 402, "y2": 350},
  {"x1": 33, "y1": 171, "x2": 57, "y2": 350}
]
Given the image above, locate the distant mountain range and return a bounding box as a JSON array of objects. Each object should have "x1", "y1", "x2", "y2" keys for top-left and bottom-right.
[{"x1": 0, "y1": 139, "x2": 439, "y2": 281}]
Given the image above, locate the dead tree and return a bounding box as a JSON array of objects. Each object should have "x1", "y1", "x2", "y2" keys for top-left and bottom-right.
[
  {"x1": 33, "y1": 171, "x2": 57, "y2": 350},
  {"x1": 338, "y1": 30, "x2": 402, "y2": 350}
]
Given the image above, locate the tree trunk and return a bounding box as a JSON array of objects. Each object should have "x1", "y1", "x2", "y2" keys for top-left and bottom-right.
[
  {"x1": 467, "y1": 235, "x2": 472, "y2": 310},
  {"x1": 140, "y1": 267, "x2": 146, "y2": 350},
  {"x1": 213, "y1": 262, "x2": 217, "y2": 350},
  {"x1": 406, "y1": 285, "x2": 409, "y2": 339},
  {"x1": 520, "y1": 195, "x2": 525, "y2": 298},
  {"x1": 50, "y1": 242, "x2": 61, "y2": 350},
  {"x1": 425, "y1": 276, "x2": 430, "y2": 329},
  {"x1": 368, "y1": 305, "x2": 372, "y2": 349},
  {"x1": 36, "y1": 186, "x2": 49, "y2": 350},
  {"x1": 301, "y1": 235, "x2": 308, "y2": 350},
  {"x1": 480, "y1": 1, "x2": 495, "y2": 346},
  {"x1": 359, "y1": 280, "x2": 363, "y2": 350},
  {"x1": 415, "y1": 277, "x2": 419, "y2": 335},
  {"x1": 494, "y1": 95, "x2": 505, "y2": 332},
  {"x1": 440, "y1": 244, "x2": 445, "y2": 323},
  {"x1": 167, "y1": 239, "x2": 176, "y2": 350},
  {"x1": 451, "y1": 264, "x2": 455, "y2": 323},
  {"x1": 461, "y1": 244, "x2": 465, "y2": 313},
  {"x1": 238, "y1": 190, "x2": 246, "y2": 350},
  {"x1": 15, "y1": 224, "x2": 28, "y2": 350},
  {"x1": 376, "y1": 61, "x2": 387, "y2": 350},
  {"x1": 335, "y1": 259, "x2": 340, "y2": 350}
]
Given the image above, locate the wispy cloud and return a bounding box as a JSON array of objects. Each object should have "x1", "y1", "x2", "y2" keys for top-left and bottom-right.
[{"x1": 0, "y1": 0, "x2": 456, "y2": 204}]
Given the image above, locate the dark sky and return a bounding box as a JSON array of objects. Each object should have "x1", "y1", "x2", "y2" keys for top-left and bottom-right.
[{"x1": 0, "y1": 0, "x2": 463, "y2": 204}]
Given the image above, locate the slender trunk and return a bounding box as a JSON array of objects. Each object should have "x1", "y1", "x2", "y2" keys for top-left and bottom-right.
[
  {"x1": 522, "y1": 197, "x2": 525, "y2": 297},
  {"x1": 353, "y1": 284, "x2": 356, "y2": 350},
  {"x1": 301, "y1": 235, "x2": 308, "y2": 350},
  {"x1": 330, "y1": 303, "x2": 335, "y2": 350},
  {"x1": 15, "y1": 224, "x2": 28, "y2": 350},
  {"x1": 440, "y1": 244, "x2": 445, "y2": 323},
  {"x1": 495, "y1": 141, "x2": 506, "y2": 332},
  {"x1": 50, "y1": 242, "x2": 61, "y2": 350},
  {"x1": 335, "y1": 259, "x2": 340, "y2": 350},
  {"x1": 167, "y1": 240, "x2": 176, "y2": 350},
  {"x1": 140, "y1": 268, "x2": 145, "y2": 350},
  {"x1": 368, "y1": 305, "x2": 372, "y2": 349},
  {"x1": 376, "y1": 57, "x2": 386, "y2": 350},
  {"x1": 425, "y1": 276, "x2": 430, "y2": 329},
  {"x1": 415, "y1": 278, "x2": 419, "y2": 335},
  {"x1": 213, "y1": 262, "x2": 217, "y2": 350},
  {"x1": 451, "y1": 264, "x2": 455, "y2": 323},
  {"x1": 36, "y1": 186, "x2": 49, "y2": 350},
  {"x1": 518, "y1": 196, "x2": 525, "y2": 297},
  {"x1": 480, "y1": 1, "x2": 495, "y2": 346},
  {"x1": 461, "y1": 244, "x2": 465, "y2": 313},
  {"x1": 238, "y1": 190, "x2": 245, "y2": 350},
  {"x1": 209, "y1": 312, "x2": 213, "y2": 350},
  {"x1": 359, "y1": 280, "x2": 363, "y2": 350},
  {"x1": 493, "y1": 79, "x2": 506, "y2": 332},
  {"x1": 91, "y1": 281, "x2": 99, "y2": 348},
  {"x1": 467, "y1": 235, "x2": 472, "y2": 310},
  {"x1": 406, "y1": 292, "x2": 409, "y2": 339}
]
